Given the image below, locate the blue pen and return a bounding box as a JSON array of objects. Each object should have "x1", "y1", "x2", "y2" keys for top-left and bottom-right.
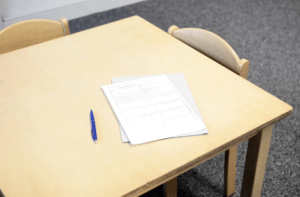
[{"x1": 90, "y1": 110, "x2": 97, "y2": 143}]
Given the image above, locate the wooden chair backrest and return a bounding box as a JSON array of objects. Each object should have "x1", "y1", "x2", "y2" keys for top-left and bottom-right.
[
  {"x1": 0, "y1": 17, "x2": 70, "y2": 55},
  {"x1": 168, "y1": 25, "x2": 249, "y2": 79}
]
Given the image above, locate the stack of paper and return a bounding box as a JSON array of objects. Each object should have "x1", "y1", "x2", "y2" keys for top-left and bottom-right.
[{"x1": 102, "y1": 73, "x2": 208, "y2": 145}]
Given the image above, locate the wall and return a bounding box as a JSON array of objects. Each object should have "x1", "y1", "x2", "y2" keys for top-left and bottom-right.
[{"x1": 0, "y1": 0, "x2": 145, "y2": 27}]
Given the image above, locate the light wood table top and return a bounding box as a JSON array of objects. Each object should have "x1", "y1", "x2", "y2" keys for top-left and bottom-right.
[{"x1": 0, "y1": 16, "x2": 292, "y2": 197}]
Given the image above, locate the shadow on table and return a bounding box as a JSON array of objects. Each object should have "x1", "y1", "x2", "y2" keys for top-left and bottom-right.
[{"x1": 0, "y1": 189, "x2": 5, "y2": 197}]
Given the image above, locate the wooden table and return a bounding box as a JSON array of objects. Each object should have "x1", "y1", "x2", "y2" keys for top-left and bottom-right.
[{"x1": 0, "y1": 16, "x2": 292, "y2": 197}]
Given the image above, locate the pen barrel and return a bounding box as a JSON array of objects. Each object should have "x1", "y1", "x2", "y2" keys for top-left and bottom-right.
[{"x1": 90, "y1": 110, "x2": 97, "y2": 141}]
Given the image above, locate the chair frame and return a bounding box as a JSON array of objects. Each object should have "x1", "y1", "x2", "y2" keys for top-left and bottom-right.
[
  {"x1": 0, "y1": 17, "x2": 70, "y2": 55},
  {"x1": 167, "y1": 25, "x2": 250, "y2": 197},
  {"x1": 168, "y1": 25, "x2": 249, "y2": 80}
]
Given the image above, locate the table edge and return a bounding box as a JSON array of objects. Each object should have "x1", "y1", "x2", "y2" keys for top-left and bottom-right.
[{"x1": 123, "y1": 109, "x2": 292, "y2": 197}]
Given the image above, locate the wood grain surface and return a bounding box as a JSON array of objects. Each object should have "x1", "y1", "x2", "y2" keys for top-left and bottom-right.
[{"x1": 0, "y1": 16, "x2": 292, "y2": 197}]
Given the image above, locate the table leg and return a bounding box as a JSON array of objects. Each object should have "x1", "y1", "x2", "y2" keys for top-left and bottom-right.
[
  {"x1": 241, "y1": 125, "x2": 274, "y2": 197},
  {"x1": 163, "y1": 177, "x2": 177, "y2": 197},
  {"x1": 224, "y1": 145, "x2": 237, "y2": 197}
]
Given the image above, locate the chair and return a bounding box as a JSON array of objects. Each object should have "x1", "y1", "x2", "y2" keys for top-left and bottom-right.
[
  {"x1": 167, "y1": 25, "x2": 250, "y2": 197},
  {"x1": 0, "y1": 18, "x2": 70, "y2": 55}
]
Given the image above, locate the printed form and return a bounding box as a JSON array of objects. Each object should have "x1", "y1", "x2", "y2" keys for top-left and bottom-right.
[{"x1": 102, "y1": 75, "x2": 207, "y2": 144}]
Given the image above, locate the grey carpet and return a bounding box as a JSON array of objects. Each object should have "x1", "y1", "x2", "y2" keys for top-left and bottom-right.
[{"x1": 69, "y1": 1, "x2": 300, "y2": 196}]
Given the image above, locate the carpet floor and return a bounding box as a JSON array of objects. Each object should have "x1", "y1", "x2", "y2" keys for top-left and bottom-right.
[{"x1": 69, "y1": 1, "x2": 300, "y2": 196}]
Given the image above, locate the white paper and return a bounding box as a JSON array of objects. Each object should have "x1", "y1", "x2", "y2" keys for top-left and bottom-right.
[
  {"x1": 112, "y1": 73, "x2": 208, "y2": 143},
  {"x1": 102, "y1": 75, "x2": 207, "y2": 145}
]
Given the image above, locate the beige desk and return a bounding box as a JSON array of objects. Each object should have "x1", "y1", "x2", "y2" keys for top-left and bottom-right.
[{"x1": 0, "y1": 16, "x2": 292, "y2": 197}]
